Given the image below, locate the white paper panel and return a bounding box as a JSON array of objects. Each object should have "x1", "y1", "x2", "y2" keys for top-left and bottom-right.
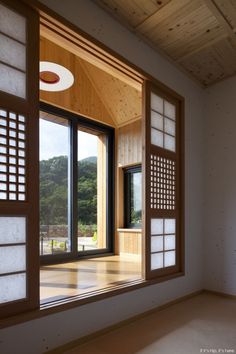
[
  {"x1": 0, "y1": 63, "x2": 26, "y2": 98},
  {"x1": 0, "y1": 245, "x2": 26, "y2": 274},
  {"x1": 164, "y1": 219, "x2": 176, "y2": 234},
  {"x1": 164, "y1": 117, "x2": 175, "y2": 136},
  {"x1": 151, "y1": 93, "x2": 163, "y2": 114},
  {"x1": 151, "y1": 128, "x2": 163, "y2": 147},
  {"x1": 0, "y1": 192, "x2": 7, "y2": 199},
  {"x1": 165, "y1": 235, "x2": 175, "y2": 250},
  {"x1": 0, "y1": 217, "x2": 26, "y2": 244},
  {"x1": 164, "y1": 134, "x2": 175, "y2": 152},
  {"x1": 151, "y1": 218, "x2": 163, "y2": 235},
  {"x1": 0, "y1": 34, "x2": 26, "y2": 71},
  {"x1": 164, "y1": 251, "x2": 176, "y2": 267},
  {"x1": 151, "y1": 236, "x2": 163, "y2": 252},
  {"x1": 0, "y1": 3, "x2": 26, "y2": 43},
  {"x1": 164, "y1": 100, "x2": 176, "y2": 120},
  {"x1": 151, "y1": 253, "x2": 163, "y2": 270},
  {"x1": 0, "y1": 273, "x2": 26, "y2": 304},
  {"x1": 151, "y1": 110, "x2": 163, "y2": 131}
]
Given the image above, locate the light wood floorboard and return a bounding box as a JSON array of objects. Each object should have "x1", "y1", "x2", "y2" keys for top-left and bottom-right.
[
  {"x1": 62, "y1": 293, "x2": 236, "y2": 354},
  {"x1": 40, "y1": 255, "x2": 142, "y2": 304}
]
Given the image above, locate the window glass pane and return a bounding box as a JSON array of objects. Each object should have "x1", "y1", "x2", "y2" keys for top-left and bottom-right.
[
  {"x1": 0, "y1": 216, "x2": 26, "y2": 244},
  {"x1": 151, "y1": 128, "x2": 163, "y2": 147},
  {"x1": 0, "y1": 33, "x2": 26, "y2": 71},
  {"x1": 0, "y1": 3, "x2": 26, "y2": 43},
  {"x1": 130, "y1": 171, "x2": 142, "y2": 226},
  {"x1": 0, "y1": 273, "x2": 26, "y2": 304},
  {"x1": 39, "y1": 115, "x2": 70, "y2": 255},
  {"x1": 151, "y1": 93, "x2": 163, "y2": 114},
  {"x1": 77, "y1": 129, "x2": 107, "y2": 251},
  {"x1": 0, "y1": 62, "x2": 25, "y2": 98},
  {"x1": 0, "y1": 245, "x2": 26, "y2": 274}
]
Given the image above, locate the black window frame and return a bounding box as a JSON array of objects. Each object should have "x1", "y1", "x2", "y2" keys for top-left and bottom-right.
[
  {"x1": 124, "y1": 165, "x2": 142, "y2": 229},
  {"x1": 39, "y1": 102, "x2": 115, "y2": 264}
]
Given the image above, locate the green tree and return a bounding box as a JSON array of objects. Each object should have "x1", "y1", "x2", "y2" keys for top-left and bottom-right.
[{"x1": 40, "y1": 155, "x2": 97, "y2": 226}]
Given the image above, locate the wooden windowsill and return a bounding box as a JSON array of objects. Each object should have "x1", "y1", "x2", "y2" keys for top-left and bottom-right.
[
  {"x1": 117, "y1": 228, "x2": 142, "y2": 233},
  {"x1": 0, "y1": 271, "x2": 185, "y2": 329}
]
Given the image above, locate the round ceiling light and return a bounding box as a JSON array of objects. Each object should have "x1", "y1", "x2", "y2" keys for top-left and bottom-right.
[{"x1": 40, "y1": 61, "x2": 74, "y2": 92}]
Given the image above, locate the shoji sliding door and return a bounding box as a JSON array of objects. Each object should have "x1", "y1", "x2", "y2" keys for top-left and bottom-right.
[
  {"x1": 143, "y1": 81, "x2": 184, "y2": 280},
  {"x1": 0, "y1": 0, "x2": 39, "y2": 317}
]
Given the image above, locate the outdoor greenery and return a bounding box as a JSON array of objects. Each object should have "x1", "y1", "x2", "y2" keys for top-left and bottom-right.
[{"x1": 40, "y1": 155, "x2": 97, "y2": 231}]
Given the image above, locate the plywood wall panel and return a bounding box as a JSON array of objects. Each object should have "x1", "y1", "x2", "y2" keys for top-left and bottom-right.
[
  {"x1": 118, "y1": 231, "x2": 142, "y2": 256},
  {"x1": 117, "y1": 120, "x2": 142, "y2": 167}
]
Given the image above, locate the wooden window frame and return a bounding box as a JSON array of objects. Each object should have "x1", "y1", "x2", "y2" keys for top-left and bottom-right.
[
  {"x1": 123, "y1": 165, "x2": 142, "y2": 229},
  {"x1": 0, "y1": 0, "x2": 184, "y2": 326}
]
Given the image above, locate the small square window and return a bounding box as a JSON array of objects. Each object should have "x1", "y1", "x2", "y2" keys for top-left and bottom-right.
[{"x1": 124, "y1": 165, "x2": 142, "y2": 228}]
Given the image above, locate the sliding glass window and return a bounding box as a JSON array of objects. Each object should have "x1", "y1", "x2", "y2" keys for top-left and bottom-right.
[
  {"x1": 39, "y1": 113, "x2": 70, "y2": 256},
  {"x1": 39, "y1": 104, "x2": 114, "y2": 262},
  {"x1": 77, "y1": 129, "x2": 107, "y2": 252}
]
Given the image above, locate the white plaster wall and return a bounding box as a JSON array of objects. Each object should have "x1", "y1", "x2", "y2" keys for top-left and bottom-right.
[
  {"x1": 0, "y1": 1, "x2": 205, "y2": 353},
  {"x1": 204, "y1": 76, "x2": 236, "y2": 295}
]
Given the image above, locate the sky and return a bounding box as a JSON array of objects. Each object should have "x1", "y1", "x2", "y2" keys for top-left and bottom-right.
[{"x1": 39, "y1": 118, "x2": 98, "y2": 161}]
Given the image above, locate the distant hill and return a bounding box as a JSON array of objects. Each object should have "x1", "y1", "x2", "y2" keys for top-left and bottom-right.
[
  {"x1": 40, "y1": 155, "x2": 97, "y2": 226},
  {"x1": 80, "y1": 156, "x2": 97, "y2": 164}
]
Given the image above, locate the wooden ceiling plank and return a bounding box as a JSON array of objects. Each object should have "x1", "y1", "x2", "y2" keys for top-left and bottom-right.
[
  {"x1": 181, "y1": 37, "x2": 236, "y2": 85},
  {"x1": 151, "y1": 6, "x2": 219, "y2": 44},
  {"x1": 136, "y1": 0, "x2": 194, "y2": 33},
  {"x1": 213, "y1": 0, "x2": 236, "y2": 31},
  {"x1": 95, "y1": 0, "x2": 236, "y2": 86},
  {"x1": 204, "y1": 0, "x2": 236, "y2": 37},
  {"x1": 93, "y1": 0, "x2": 172, "y2": 28},
  {"x1": 144, "y1": 6, "x2": 225, "y2": 60},
  {"x1": 177, "y1": 33, "x2": 227, "y2": 62}
]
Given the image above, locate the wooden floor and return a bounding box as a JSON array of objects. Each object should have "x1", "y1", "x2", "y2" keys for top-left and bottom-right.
[
  {"x1": 40, "y1": 255, "x2": 142, "y2": 304},
  {"x1": 56, "y1": 293, "x2": 236, "y2": 354}
]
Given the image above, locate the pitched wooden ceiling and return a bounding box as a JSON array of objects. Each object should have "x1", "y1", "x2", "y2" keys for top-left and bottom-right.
[
  {"x1": 93, "y1": 0, "x2": 236, "y2": 87},
  {"x1": 40, "y1": 37, "x2": 142, "y2": 127}
]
